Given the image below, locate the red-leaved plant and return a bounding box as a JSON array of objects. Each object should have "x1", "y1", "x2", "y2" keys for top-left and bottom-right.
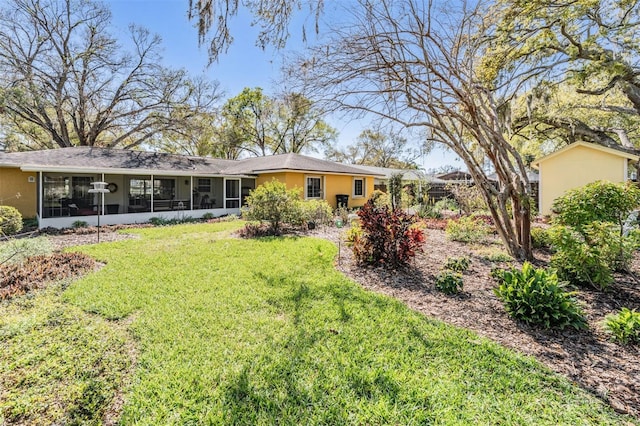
[{"x1": 352, "y1": 199, "x2": 425, "y2": 269}]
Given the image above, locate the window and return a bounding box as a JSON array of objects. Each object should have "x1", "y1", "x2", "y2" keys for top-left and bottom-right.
[
  {"x1": 197, "y1": 178, "x2": 211, "y2": 193},
  {"x1": 306, "y1": 176, "x2": 322, "y2": 199},
  {"x1": 153, "y1": 178, "x2": 175, "y2": 199},
  {"x1": 225, "y1": 179, "x2": 240, "y2": 208},
  {"x1": 353, "y1": 178, "x2": 365, "y2": 197}
]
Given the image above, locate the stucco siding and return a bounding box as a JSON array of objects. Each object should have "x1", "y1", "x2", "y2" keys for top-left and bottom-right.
[
  {"x1": 0, "y1": 168, "x2": 37, "y2": 218},
  {"x1": 538, "y1": 145, "x2": 628, "y2": 215},
  {"x1": 256, "y1": 172, "x2": 373, "y2": 208}
]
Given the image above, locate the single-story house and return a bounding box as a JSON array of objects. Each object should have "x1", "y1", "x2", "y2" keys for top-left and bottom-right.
[
  {"x1": 531, "y1": 141, "x2": 639, "y2": 215},
  {"x1": 0, "y1": 147, "x2": 380, "y2": 229}
]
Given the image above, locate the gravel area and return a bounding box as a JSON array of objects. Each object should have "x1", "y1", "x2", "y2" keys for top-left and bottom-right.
[{"x1": 48, "y1": 224, "x2": 640, "y2": 418}]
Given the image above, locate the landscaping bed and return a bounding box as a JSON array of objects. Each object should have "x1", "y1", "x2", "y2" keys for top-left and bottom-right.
[{"x1": 310, "y1": 224, "x2": 640, "y2": 417}]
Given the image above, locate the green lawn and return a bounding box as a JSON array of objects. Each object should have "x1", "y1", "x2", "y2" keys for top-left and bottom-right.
[{"x1": 1, "y1": 222, "x2": 637, "y2": 425}]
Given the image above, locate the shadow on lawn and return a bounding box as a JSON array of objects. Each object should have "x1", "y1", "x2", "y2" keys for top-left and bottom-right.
[{"x1": 221, "y1": 270, "x2": 403, "y2": 423}]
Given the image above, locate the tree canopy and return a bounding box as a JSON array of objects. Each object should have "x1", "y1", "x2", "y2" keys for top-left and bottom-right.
[
  {"x1": 325, "y1": 128, "x2": 420, "y2": 169},
  {"x1": 0, "y1": 0, "x2": 220, "y2": 150},
  {"x1": 484, "y1": 0, "x2": 640, "y2": 154},
  {"x1": 219, "y1": 87, "x2": 336, "y2": 157}
]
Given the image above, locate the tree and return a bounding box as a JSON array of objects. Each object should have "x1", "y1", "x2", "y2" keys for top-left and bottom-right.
[
  {"x1": 325, "y1": 128, "x2": 420, "y2": 168},
  {"x1": 221, "y1": 87, "x2": 274, "y2": 156},
  {"x1": 483, "y1": 0, "x2": 640, "y2": 155},
  {"x1": 270, "y1": 92, "x2": 337, "y2": 154},
  {"x1": 0, "y1": 0, "x2": 220, "y2": 150},
  {"x1": 220, "y1": 87, "x2": 336, "y2": 156},
  {"x1": 292, "y1": 0, "x2": 533, "y2": 259},
  {"x1": 188, "y1": 0, "x2": 324, "y2": 63}
]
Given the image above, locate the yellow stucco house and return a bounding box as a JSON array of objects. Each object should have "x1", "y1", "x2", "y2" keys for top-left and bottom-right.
[
  {"x1": 531, "y1": 141, "x2": 639, "y2": 215},
  {"x1": 0, "y1": 148, "x2": 380, "y2": 229}
]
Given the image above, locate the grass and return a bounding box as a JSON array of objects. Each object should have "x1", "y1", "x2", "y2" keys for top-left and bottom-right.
[{"x1": 1, "y1": 222, "x2": 637, "y2": 425}]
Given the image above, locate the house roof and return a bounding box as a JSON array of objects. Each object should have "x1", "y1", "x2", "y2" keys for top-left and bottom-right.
[
  {"x1": 487, "y1": 170, "x2": 540, "y2": 183},
  {"x1": 531, "y1": 141, "x2": 640, "y2": 168},
  {"x1": 346, "y1": 165, "x2": 445, "y2": 182},
  {"x1": 223, "y1": 153, "x2": 383, "y2": 176},
  {"x1": 0, "y1": 146, "x2": 239, "y2": 176},
  {"x1": 0, "y1": 147, "x2": 382, "y2": 177}
]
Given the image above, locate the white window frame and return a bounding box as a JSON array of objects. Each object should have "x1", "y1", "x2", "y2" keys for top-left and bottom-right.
[
  {"x1": 305, "y1": 175, "x2": 323, "y2": 200},
  {"x1": 353, "y1": 177, "x2": 365, "y2": 198}
]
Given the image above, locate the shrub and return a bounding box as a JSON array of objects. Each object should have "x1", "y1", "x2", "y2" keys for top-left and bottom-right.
[
  {"x1": 388, "y1": 173, "x2": 404, "y2": 210},
  {"x1": 445, "y1": 216, "x2": 490, "y2": 244},
  {"x1": 202, "y1": 212, "x2": 215, "y2": 220},
  {"x1": 148, "y1": 216, "x2": 197, "y2": 226},
  {"x1": 603, "y1": 308, "x2": 640, "y2": 344},
  {"x1": 297, "y1": 199, "x2": 333, "y2": 226},
  {"x1": 351, "y1": 199, "x2": 425, "y2": 269},
  {"x1": 446, "y1": 183, "x2": 485, "y2": 214},
  {"x1": 242, "y1": 180, "x2": 301, "y2": 235},
  {"x1": 530, "y1": 227, "x2": 552, "y2": 250},
  {"x1": 434, "y1": 197, "x2": 458, "y2": 211},
  {"x1": 548, "y1": 181, "x2": 640, "y2": 290},
  {"x1": 548, "y1": 223, "x2": 639, "y2": 290},
  {"x1": 417, "y1": 202, "x2": 442, "y2": 219},
  {"x1": 435, "y1": 270, "x2": 464, "y2": 294},
  {"x1": 551, "y1": 181, "x2": 640, "y2": 232},
  {"x1": 493, "y1": 262, "x2": 587, "y2": 330},
  {"x1": 334, "y1": 206, "x2": 350, "y2": 225},
  {"x1": 0, "y1": 252, "x2": 96, "y2": 299},
  {"x1": 238, "y1": 223, "x2": 275, "y2": 238},
  {"x1": 0, "y1": 205, "x2": 23, "y2": 236},
  {"x1": 344, "y1": 223, "x2": 363, "y2": 246},
  {"x1": 475, "y1": 247, "x2": 513, "y2": 263},
  {"x1": 0, "y1": 237, "x2": 54, "y2": 266},
  {"x1": 72, "y1": 220, "x2": 89, "y2": 229},
  {"x1": 443, "y1": 256, "x2": 471, "y2": 273}
]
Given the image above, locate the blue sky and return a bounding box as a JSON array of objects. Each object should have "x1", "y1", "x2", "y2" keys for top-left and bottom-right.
[{"x1": 107, "y1": 0, "x2": 460, "y2": 170}]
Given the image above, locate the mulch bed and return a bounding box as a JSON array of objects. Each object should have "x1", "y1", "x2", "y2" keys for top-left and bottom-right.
[
  {"x1": 35, "y1": 223, "x2": 640, "y2": 418},
  {"x1": 310, "y1": 225, "x2": 640, "y2": 418}
]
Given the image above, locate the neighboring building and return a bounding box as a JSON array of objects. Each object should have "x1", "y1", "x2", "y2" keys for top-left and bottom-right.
[
  {"x1": 0, "y1": 147, "x2": 380, "y2": 229},
  {"x1": 531, "y1": 141, "x2": 639, "y2": 215},
  {"x1": 487, "y1": 170, "x2": 540, "y2": 212},
  {"x1": 347, "y1": 165, "x2": 429, "y2": 191}
]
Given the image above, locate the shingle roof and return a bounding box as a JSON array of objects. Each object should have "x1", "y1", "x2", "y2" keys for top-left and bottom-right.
[
  {"x1": 0, "y1": 147, "x2": 242, "y2": 175},
  {"x1": 223, "y1": 153, "x2": 383, "y2": 176},
  {"x1": 349, "y1": 165, "x2": 445, "y2": 183},
  {"x1": 0, "y1": 147, "x2": 382, "y2": 177}
]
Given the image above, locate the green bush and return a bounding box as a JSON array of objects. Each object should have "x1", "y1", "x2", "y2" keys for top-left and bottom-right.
[
  {"x1": 434, "y1": 197, "x2": 458, "y2": 211},
  {"x1": 551, "y1": 181, "x2": 640, "y2": 232},
  {"x1": 0, "y1": 205, "x2": 23, "y2": 236},
  {"x1": 242, "y1": 180, "x2": 301, "y2": 234},
  {"x1": 344, "y1": 223, "x2": 363, "y2": 246},
  {"x1": 603, "y1": 308, "x2": 640, "y2": 344},
  {"x1": 202, "y1": 212, "x2": 215, "y2": 220},
  {"x1": 549, "y1": 223, "x2": 640, "y2": 290},
  {"x1": 296, "y1": 199, "x2": 333, "y2": 226},
  {"x1": 72, "y1": 220, "x2": 89, "y2": 229},
  {"x1": 530, "y1": 227, "x2": 552, "y2": 250},
  {"x1": 435, "y1": 270, "x2": 464, "y2": 295},
  {"x1": 445, "y1": 216, "x2": 490, "y2": 244},
  {"x1": 443, "y1": 256, "x2": 471, "y2": 273},
  {"x1": 493, "y1": 262, "x2": 587, "y2": 330},
  {"x1": 417, "y1": 203, "x2": 442, "y2": 219}
]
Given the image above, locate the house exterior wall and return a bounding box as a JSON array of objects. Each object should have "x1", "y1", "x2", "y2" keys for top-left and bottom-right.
[
  {"x1": 256, "y1": 172, "x2": 373, "y2": 208},
  {"x1": 0, "y1": 167, "x2": 37, "y2": 218},
  {"x1": 538, "y1": 145, "x2": 629, "y2": 215}
]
